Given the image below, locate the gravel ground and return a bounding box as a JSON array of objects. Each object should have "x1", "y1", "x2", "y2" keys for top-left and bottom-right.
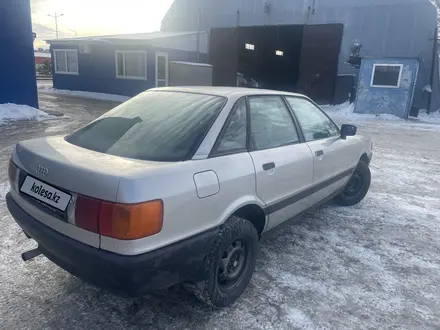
[{"x1": 1, "y1": 92, "x2": 440, "y2": 329}]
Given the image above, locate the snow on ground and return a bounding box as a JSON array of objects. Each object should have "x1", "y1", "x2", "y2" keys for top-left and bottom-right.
[
  {"x1": 1, "y1": 92, "x2": 440, "y2": 329},
  {"x1": 0, "y1": 103, "x2": 54, "y2": 124},
  {"x1": 321, "y1": 102, "x2": 404, "y2": 122},
  {"x1": 416, "y1": 109, "x2": 440, "y2": 123},
  {"x1": 323, "y1": 102, "x2": 440, "y2": 127},
  {"x1": 0, "y1": 182, "x2": 10, "y2": 201},
  {"x1": 38, "y1": 84, "x2": 130, "y2": 103}
]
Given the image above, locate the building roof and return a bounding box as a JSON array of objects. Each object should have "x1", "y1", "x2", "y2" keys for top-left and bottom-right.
[
  {"x1": 47, "y1": 30, "x2": 209, "y2": 54},
  {"x1": 46, "y1": 31, "x2": 205, "y2": 44}
]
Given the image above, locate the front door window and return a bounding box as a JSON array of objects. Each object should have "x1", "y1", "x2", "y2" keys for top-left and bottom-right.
[
  {"x1": 248, "y1": 96, "x2": 300, "y2": 150},
  {"x1": 285, "y1": 97, "x2": 339, "y2": 142}
]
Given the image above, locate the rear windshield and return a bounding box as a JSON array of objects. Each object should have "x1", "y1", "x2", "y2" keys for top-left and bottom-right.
[{"x1": 66, "y1": 91, "x2": 226, "y2": 161}]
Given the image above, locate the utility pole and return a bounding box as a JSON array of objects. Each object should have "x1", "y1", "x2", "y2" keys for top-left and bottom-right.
[
  {"x1": 69, "y1": 29, "x2": 77, "y2": 37},
  {"x1": 48, "y1": 12, "x2": 64, "y2": 39},
  {"x1": 196, "y1": 8, "x2": 201, "y2": 62}
]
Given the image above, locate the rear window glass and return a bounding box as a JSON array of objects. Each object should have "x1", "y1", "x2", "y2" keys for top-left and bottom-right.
[{"x1": 66, "y1": 91, "x2": 226, "y2": 161}]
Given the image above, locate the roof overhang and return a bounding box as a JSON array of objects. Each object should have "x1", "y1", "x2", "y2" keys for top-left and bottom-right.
[{"x1": 46, "y1": 31, "x2": 209, "y2": 54}]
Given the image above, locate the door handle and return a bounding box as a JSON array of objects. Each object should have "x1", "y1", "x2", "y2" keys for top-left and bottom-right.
[
  {"x1": 262, "y1": 162, "x2": 275, "y2": 171},
  {"x1": 315, "y1": 150, "x2": 324, "y2": 157}
]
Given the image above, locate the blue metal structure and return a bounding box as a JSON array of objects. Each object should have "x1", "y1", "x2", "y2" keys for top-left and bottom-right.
[
  {"x1": 354, "y1": 58, "x2": 419, "y2": 118},
  {"x1": 162, "y1": 0, "x2": 439, "y2": 112},
  {"x1": 48, "y1": 32, "x2": 208, "y2": 97},
  {"x1": 0, "y1": 0, "x2": 38, "y2": 108}
]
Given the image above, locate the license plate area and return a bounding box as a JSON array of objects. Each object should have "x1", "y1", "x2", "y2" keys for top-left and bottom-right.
[{"x1": 20, "y1": 176, "x2": 72, "y2": 212}]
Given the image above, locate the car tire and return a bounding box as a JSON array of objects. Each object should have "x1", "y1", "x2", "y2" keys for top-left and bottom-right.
[
  {"x1": 335, "y1": 160, "x2": 371, "y2": 206},
  {"x1": 190, "y1": 216, "x2": 259, "y2": 308}
]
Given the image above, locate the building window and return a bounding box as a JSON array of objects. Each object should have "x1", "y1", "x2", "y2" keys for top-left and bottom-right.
[
  {"x1": 275, "y1": 50, "x2": 284, "y2": 56},
  {"x1": 245, "y1": 43, "x2": 255, "y2": 51},
  {"x1": 370, "y1": 64, "x2": 403, "y2": 88},
  {"x1": 115, "y1": 50, "x2": 147, "y2": 80},
  {"x1": 54, "y1": 49, "x2": 79, "y2": 75}
]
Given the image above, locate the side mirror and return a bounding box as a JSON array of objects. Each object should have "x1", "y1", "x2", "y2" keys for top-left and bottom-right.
[{"x1": 341, "y1": 124, "x2": 357, "y2": 140}]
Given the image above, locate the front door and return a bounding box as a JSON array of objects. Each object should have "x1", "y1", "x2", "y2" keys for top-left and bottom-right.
[
  {"x1": 285, "y1": 96, "x2": 359, "y2": 201},
  {"x1": 247, "y1": 95, "x2": 314, "y2": 230},
  {"x1": 156, "y1": 52, "x2": 169, "y2": 87}
]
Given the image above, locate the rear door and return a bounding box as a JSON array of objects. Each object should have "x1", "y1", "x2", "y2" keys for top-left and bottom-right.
[
  {"x1": 247, "y1": 96, "x2": 314, "y2": 230},
  {"x1": 285, "y1": 96, "x2": 358, "y2": 201}
]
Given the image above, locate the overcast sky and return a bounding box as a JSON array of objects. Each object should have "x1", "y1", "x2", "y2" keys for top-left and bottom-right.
[{"x1": 31, "y1": 0, "x2": 174, "y2": 48}]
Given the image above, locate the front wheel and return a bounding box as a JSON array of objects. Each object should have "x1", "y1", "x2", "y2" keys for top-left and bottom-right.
[
  {"x1": 190, "y1": 216, "x2": 259, "y2": 308},
  {"x1": 335, "y1": 161, "x2": 371, "y2": 206}
]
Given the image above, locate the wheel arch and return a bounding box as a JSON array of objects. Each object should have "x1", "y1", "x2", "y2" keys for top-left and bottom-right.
[
  {"x1": 218, "y1": 197, "x2": 268, "y2": 237},
  {"x1": 232, "y1": 204, "x2": 267, "y2": 237}
]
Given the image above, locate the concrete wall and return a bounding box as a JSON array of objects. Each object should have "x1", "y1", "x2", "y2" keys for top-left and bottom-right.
[
  {"x1": 0, "y1": 0, "x2": 38, "y2": 108},
  {"x1": 354, "y1": 58, "x2": 419, "y2": 118},
  {"x1": 162, "y1": 0, "x2": 438, "y2": 111},
  {"x1": 51, "y1": 42, "x2": 208, "y2": 96}
]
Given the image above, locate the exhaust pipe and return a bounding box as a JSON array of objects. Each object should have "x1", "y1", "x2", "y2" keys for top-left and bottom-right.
[{"x1": 22, "y1": 248, "x2": 42, "y2": 261}]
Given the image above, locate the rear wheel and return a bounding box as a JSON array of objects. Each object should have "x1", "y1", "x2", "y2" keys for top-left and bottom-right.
[
  {"x1": 189, "y1": 216, "x2": 259, "y2": 308},
  {"x1": 335, "y1": 161, "x2": 371, "y2": 206}
]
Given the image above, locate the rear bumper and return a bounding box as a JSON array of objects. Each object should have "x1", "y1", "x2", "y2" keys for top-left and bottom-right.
[{"x1": 6, "y1": 193, "x2": 218, "y2": 297}]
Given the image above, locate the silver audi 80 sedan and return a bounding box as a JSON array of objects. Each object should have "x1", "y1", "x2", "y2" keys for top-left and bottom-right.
[{"x1": 7, "y1": 87, "x2": 372, "y2": 307}]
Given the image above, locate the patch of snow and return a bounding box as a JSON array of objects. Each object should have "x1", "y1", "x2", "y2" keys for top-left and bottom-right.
[
  {"x1": 422, "y1": 84, "x2": 432, "y2": 93},
  {"x1": 34, "y1": 52, "x2": 51, "y2": 59},
  {"x1": 0, "y1": 104, "x2": 54, "y2": 125},
  {"x1": 285, "y1": 307, "x2": 315, "y2": 329},
  {"x1": 0, "y1": 182, "x2": 10, "y2": 201},
  {"x1": 170, "y1": 61, "x2": 213, "y2": 67},
  {"x1": 321, "y1": 102, "x2": 355, "y2": 117},
  {"x1": 416, "y1": 109, "x2": 440, "y2": 123},
  {"x1": 39, "y1": 86, "x2": 130, "y2": 103},
  {"x1": 321, "y1": 102, "x2": 403, "y2": 122}
]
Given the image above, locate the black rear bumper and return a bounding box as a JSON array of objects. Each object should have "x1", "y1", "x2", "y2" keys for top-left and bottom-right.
[{"x1": 6, "y1": 193, "x2": 218, "y2": 297}]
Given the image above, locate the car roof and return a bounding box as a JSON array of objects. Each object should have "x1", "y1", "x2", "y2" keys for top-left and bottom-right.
[{"x1": 149, "y1": 86, "x2": 308, "y2": 98}]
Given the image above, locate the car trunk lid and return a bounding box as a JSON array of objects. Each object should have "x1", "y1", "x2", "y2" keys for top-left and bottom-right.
[
  {"x1": 13, "y1": 136, "x2": 168, "y2": 202},
  {"x1": 10, "y1": 136, "x2": 170, "y2": 248}
]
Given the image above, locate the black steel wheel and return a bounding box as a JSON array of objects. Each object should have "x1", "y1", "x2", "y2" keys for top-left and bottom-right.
[
  {"x1": 191, "y1": 216, "x2": 259, "y2": 308},
  {"x1": 217, "y1": 239, "x2": 249, "y2": 291},
  {"x1": 335, "y1": 161, "x2": 371, "y2": 206},
  {"x1": 345, "y1": 171, "x2": 363, "y2": 197}
]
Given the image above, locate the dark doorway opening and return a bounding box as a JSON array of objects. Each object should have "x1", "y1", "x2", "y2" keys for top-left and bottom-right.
[
  {"x1": 237, "y1": 25, "x2": 303, "y2": 92},
  {"x1": 209, "y1": 24, "x2": 344, "y2": 104},
  {"x1": 296, "y1": 24, "x2": 344, "y2": 103}
]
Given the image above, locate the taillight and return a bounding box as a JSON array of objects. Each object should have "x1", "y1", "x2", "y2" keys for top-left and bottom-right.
[
  {"x1": 75, "y1": 195, "x2": 100, "y2": 233},
  {"x1": 75, "y1": 196, "x2": 163, "y2": 240},
  {"x1": 99, "y1": 200, "x2": 163, "y2": 240},
  {"x1": 8, "y1": 160, "x2": 17, "y2": 185}
]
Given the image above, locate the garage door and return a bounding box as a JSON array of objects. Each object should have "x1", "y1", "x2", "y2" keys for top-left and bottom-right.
[{"x1": 297, "y1": 24, "x2": 344, "y2": 104}]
